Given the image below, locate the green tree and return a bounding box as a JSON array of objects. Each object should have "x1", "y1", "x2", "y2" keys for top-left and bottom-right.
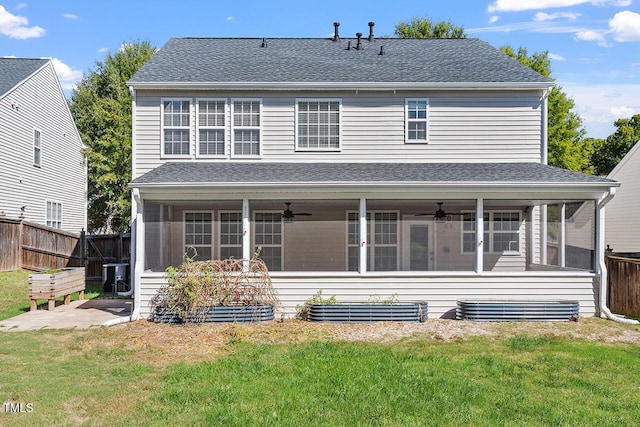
[
  {"x1": 591, "y1": 114, "x2": 640, "y2": 175},
  {"x1": 395, "y1": 17, "x2": 467, "y2": 38},
  {"x1": 500, "y1": 46, "x2": 593, "y2": 173},
  {"x1": 70, "y1": 41, "x2": 155, "y2": 232}
]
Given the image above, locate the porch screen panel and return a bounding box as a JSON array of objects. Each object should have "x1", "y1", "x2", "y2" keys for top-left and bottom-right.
[
  {"x1": 564, "y1": 201, "x2": 595, "y2": 271},
  {"x1": 184, "y1": 212, "x2": 213, "y2": 260},
  {"x1": 219, "y1": 212, "x2": 242, "y2": 259},
  {"x1": 254, "y1": 212, "x2": 282, "y2": 271}
]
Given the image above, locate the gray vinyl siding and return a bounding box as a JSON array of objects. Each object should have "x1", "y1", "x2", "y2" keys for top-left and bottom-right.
[
  {"x1": 138, "y1": 272, "x2": 597, "y2": 319},
  {"x1": 133, "y1": 90, "x2": 544, "y2": 177},
  {"x1": 0, "y1": 62, "x2": 86, "y2": 232}
]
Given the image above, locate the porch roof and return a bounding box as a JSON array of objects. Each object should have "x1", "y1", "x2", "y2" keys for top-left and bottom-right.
[{"x1": 131, "y1": 162, "x2": 616, "y2": 188}]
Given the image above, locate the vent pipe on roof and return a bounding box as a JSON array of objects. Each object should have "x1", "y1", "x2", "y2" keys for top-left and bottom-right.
[
  {"x1": 261, "y1": 38, "x2": 267, "y2": 48},
  {"x1": 346, "y1": 40, "x2": 351, "y2": 50},
  {"x1": 379, "y1": 46, "x2": 385, "y2": 56},
  {"x1": 333, "y1": 22, "x2": 340, "y2": 42},
  {"x1": 368, "y1": 22, "x2": 375, "y2": 41},
  {"x1": 356, "y1": 32, "x2": 363, "y2": 50}
]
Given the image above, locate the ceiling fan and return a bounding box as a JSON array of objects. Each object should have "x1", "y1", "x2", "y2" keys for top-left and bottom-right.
[
  {"x1": 281, "y1": 202, "x2": 312, "y2": 222},
  {"x1": 416, "y1": 202, "x2": 462, "y2": 222}
]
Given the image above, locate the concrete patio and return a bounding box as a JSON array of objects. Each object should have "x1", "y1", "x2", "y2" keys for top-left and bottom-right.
[{"x1": 0, "y1": 298, "x2": 133, "y2": 332}]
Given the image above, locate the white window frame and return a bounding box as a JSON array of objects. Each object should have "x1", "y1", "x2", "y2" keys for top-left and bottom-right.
[
  {"x1": 33, "y1": 128, "x2": 42, "y2": 167},
  {"x1": 161, "y1": 98, "x2": 192, "y2": 158},
  {"x1": 231, "y1": 98, "x2": 262, "y2": 158},
  {"x1": 461, "y1": 210, "x2": 522, "y2": 255},
  {"x1": 295, "y1": 98, "x2": 342, "y2": 152},
  {"x1": 405, "y1": 98, "x2": 429, "y2": 144},
  {"x1": 347, "y1": 210, "x2": 399, "y2": 272},
  {"x1": 218, "y1": 210, "x2": 243, "y2": 260},
  {"x1": 253, "y1": 211, "x2": 283, "y2": 271},
  {"x1": 46, "y1": 201, "x2": 62, "y2": 229},
  {"x1": 183, "y1": 210, "x2": 214, "y2": 261},
  {"x1": 196, "y1": 98, "x2": 227, "y2": 158}
]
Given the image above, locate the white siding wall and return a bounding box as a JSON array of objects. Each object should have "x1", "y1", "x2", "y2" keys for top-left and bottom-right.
[
  {"x1": 133, "y1": 90, "x2": 544, "y2": 177},
  {"x1": 0, "y1": 63, "x2": 86, "y2": 232},
  {"x1": 138, "y1": 272, "x2": 597, "y2": 319},
  {"x1": 606, "y1": 142, "x2": 640, "y2": 252}
]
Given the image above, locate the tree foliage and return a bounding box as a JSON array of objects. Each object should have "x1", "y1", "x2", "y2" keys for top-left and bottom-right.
[
  {"x1": 395, "y1": 17, "x2": 467, "y2": 38},
  {"x1": 591, "y1": 114, "x2": 640, "y2": 175},
  {"x1": 70, "y1": 41, "x2": 155, "y2": 232}
]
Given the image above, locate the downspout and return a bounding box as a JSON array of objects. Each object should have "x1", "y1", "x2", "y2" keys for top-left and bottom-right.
[
  {"x1": 597, "y1": 188, "x2": 639, "y2": 324},
  {"x1": 541, "y1": 87, "x2": 550, "y2": 165}
]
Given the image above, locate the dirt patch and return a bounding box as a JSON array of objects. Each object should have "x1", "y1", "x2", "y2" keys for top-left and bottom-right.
[{"x1": 94, "y1": 317, "x2": 640, "y2": 366}]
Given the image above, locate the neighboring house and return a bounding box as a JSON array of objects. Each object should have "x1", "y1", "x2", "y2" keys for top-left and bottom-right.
[
  {"x1": 605, "y1": 140, "x2": 640, "y2": 253},
  {"x1": 0, "y1": 58, "x2": 86, "y2": 233},
  {"x1": 127, "y1": 29, "x2": 617, "y2": 318}
]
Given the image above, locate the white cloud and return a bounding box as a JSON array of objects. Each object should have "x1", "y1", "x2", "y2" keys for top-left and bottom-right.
[
  {"x1": 49, "y1": 58, "x2": 83, "y2": 90},
  {"x1": 534, "y1": 11, "x2": 580, "y2": 21},
  {"x1": 15, "y1": 3, "x2": 27, "y2": 10},
  {"x1": 97, "y1": 47, "x2": 109, "y2": 53},
  {"x1": 609, "y1": 11, "x2": 640, "y2": 42},
  {"x1": 488, "y1": 0, "x2": 629, "y2": 12},
  {"x1": 63, "y1": 13, "x2": 78, "y2": 20},
  {"x1": 0, "y1": 5, "x2": 45, "y2": 39},
  {"x1": 574, "y1": 29, "x2": 611, "y2": 46},
  {"x1": 488, "y1": 15, "x2": 499, "y2": 24},
  {"x1": 226, "y1": 16, "x2": 234, "y2": 21},
  {"x1": 549, "y1": 53, "x2": 567, "y2": 60}
]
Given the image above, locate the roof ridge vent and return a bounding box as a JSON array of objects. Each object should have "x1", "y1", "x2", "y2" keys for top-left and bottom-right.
[
  {"x1": 333, "y1": 22, "x2": 340, "y2": 42},
  {"x1": 368, "y1": 22, "x2": 375, "y2": 41}
]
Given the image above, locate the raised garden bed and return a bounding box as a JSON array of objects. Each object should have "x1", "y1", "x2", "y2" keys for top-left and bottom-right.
[
  {"x1": 153, "y1": 304, "x2": 275, "y2": 324},
  {"x1": 29, "y1": 267, "x2": 85, "y2": 311},
  {"x1": 456, "y1": 299, "x2": 579, "y2": 322},
  {"x1": 308, "y1": 302, "x2": 428, "y2": 323}
]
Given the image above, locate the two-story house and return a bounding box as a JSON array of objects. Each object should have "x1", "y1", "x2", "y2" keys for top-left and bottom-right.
[
  {"x1": 127, "y1": 28, "x2": 618, "y2": 319},
  {"x1": 0, "y1": 58, "x2": 86, "y2": 233}
]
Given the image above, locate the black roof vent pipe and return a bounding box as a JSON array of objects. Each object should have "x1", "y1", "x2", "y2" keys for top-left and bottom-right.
[
  {"x1": 379, "y1": 45, "x2": 385, "y2": 56},
  {"x1": 356, "y1": 32, "x2": 363, "y2": 50},
  {"x1": 368, "y1": 22, "x2": 375, "y2": 41},
  {"x1": 333, "y1": 22, "x2": 340, "y2": 42},
  {"x1": 346, "y1": 40, "x2": 351, "y2": 50},
  {"x1": 261, "y1": 38, "x2": 267, "y2": 48}
]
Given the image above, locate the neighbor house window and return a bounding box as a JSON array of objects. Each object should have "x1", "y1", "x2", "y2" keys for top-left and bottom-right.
[
  {"x1": 462, "y1": 211, "x2": 521, "y2": 254},
  {"x1": 219, "y1": 211, "x2": 242, "y2": 260},
  {"x1": 184, "y1": 212, "x2": 212, "y2": 261},
  {"x1": 162, "y1": 99, "x2": 191, "y2": 156},
  {"x1": 197, "y1": 99, "x2": 226, "y2": 157},
  {"x1": 296, "y1": 99, "x2": 341, "y2": 150},
  {"x1": 232, "y1": 100, "x2": 261, "y2": 156},
  {"x1": 46, "y1": 201, "x2": 62, "y2": 229},
  {"x1": 347, "y1": 211, "x2": 398, "y2": 271},
  {"x1": 33, "y1": 129, "x2": 41, "y2": 167},
  {"x1": 405, "y1": 99, "x2": 429, "y2": 143},
  {"x1": 254, "y1": 212, "x2": 282, "y2": 271}
]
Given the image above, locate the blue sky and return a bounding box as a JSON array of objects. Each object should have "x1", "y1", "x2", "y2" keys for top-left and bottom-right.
[{"x1": 2, "y1": 0, "x2": 639, "y2": 138}]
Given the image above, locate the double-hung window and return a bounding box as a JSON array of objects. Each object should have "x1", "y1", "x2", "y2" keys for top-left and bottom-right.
[
  {"x1": 33, "y1": 129, "x2": 41, "y2": 167},
  {"x1": 184, "y1": 212, "x2": 212, "y2": 260},
  {"x1": 162, "y1": 99, "x2": 191, "y2": 156},
  {"x1": 347, "y1": 211, "x2": 398, "y2": 271},
  {"x1": 46, "y1": 201, "x2": 62, "y2": 229},
  {"x1": 232, "y1": 100, "x2": 261, "y2": 156},
  {"x1": 462, "y1": 211, "x2": 521, "y2": 254},
  {"x1": 254, "y1": 212, "x2": 282, "y2": 271},
  {"x1": 219, "y1": 211, "x2": 243, "y2": 259},
  {"x1": 197, "y1": 99, "x2": 226, "y2": 157},
  {"x1": 405, "y1": 99, "x2": 429, "y2": 143},
  {"x1": 296, "y1": 99, "x2": 341, "y2": 151}
]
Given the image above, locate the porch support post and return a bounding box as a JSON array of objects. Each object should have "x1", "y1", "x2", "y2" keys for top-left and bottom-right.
[
  {"x1": 359, "y1": 198, "x2": 367, "y2": 274},
  {"x1": 476, "y1": 198, "x2": 484, "y2": 274},
  {"x1": 131, "y1": 188, "x2": 144, "y2": 319},
  {"x1": 242, "y1": 199, "x2": 251, "y2": 267},
  {"x1": 559, "y1": 203, "x2": 566, "y2": 267}
]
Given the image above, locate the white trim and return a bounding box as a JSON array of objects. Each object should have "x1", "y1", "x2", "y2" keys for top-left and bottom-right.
[
  {"x1": 295, "y1": 98, "x2": 342, "y2": 152},
  {"x1": 242, "y1": 199, "x2": 251, "y2": 262},
  {"x1": 45, "y1": 200, "x2": 63, "y2": 229},
  {"x1": 462, "y1": 209, "x2": 523, "y2": 255},
  {"x1": 476, "y1": 199, "x2": 484, "y2": 273},
  {"x1": 195, "y1": 98, "x2": 228, "y2": 159},
  {"x1": 183, "y1": 210, "x2": 214, "y2": 260},
  {"x1": 405, "y1": 98, "x2": 429, "y2": 144},
  {"x1": 230, "y1": 98, "x2": 262, "y2": 158},
  {"x1": 160, "y1": 98, "x2": 192, "y2": 159}
]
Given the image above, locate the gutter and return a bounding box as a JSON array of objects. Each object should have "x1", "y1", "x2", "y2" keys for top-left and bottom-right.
[{"x1": 597, "y1": 188, "x2": 639, "y2": 324}]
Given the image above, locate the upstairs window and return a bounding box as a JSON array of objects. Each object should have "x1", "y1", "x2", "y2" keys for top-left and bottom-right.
[
  {"x1": 232, "y1": 100, "x2": 261, "y2": 156},
  {"x1": 197, "y1": 99, "x2": 226, "y2": 157},
  {"x1": 33, "y1": 129, "x2": 41, "y2": 167},
  {"x1": 162, "y1": 99, "x2": 191, "y2": 156},
  {"x1": 46, "y1": 201, "x2": 62, "y2": 229},
  {"x1": 296, "y1": 100, "x2": 341, "y2": 151},
  {"x1": 405, "y1": 99, "x2": 429, "y2": 143}
]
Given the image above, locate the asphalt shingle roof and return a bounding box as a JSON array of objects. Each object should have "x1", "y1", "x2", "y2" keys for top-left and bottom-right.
[
  {"x1": 131, "y1": 162, "x2": 614, "y2": 186},
  {"x1": 0, "y1": 58, "x2": 49, "y2": 98},
  {"x1": 129, "y1": 37, "x2": 552, "y2": 85}
]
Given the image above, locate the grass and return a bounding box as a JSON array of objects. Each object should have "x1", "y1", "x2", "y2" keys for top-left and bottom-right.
[
  {"x1": 0, "y1": 270, "x2": 102, "y2": 321},
  {"x1": 1, "y1": 324, "x2": 640, "y2": 426}
]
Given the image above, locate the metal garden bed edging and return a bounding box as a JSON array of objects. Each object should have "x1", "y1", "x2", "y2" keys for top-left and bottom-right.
[
  {"x1": 153, "y1": 305, "x2": 275, "y2": 324},
  {"x1": 308, "y1": 303, "x2": 428, "y2": 323},
  {"x1": 456, "y1": 299, "x2": 579, "y2": 322}
]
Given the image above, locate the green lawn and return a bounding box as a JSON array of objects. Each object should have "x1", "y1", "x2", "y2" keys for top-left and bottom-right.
[
  {"x1": 0, "y1": 270, "x2": 102, "y2": 321},
  {"x1": 1, "y1": 324, "x2": 640, "y2": 426}
]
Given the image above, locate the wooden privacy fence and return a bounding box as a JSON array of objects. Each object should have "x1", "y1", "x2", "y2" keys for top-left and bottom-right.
[
  {"x1": 606, "y1": 254, "x2": 640, "y2": 319},
  {"x1": 0, "y1": 218, "x2": 130, "y2": 282}
]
